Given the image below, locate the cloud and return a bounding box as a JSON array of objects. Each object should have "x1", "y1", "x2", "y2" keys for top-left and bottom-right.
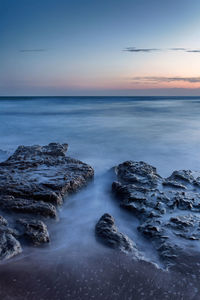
[
  {"x1": 170, "y1": 48, "x2": 200, "y2": 53},
  {"x1": 132, "y1": 77, "x2": 200, "y2": 83},
  {"x1": 186, "y1": 49, "x2": 200, "y2": 53},
  {"x1": 19, "y1": 49, "x2": 47, "y2": 53},
  {"x1": 169, "y1": 48, "x2": 188, "y2": 51},
  {"x1": 124, "y1": 47, "x2": 160, "y2": 53},
  {"x1": 124, "y1": 47, "x2": 200, "y2": 54}
]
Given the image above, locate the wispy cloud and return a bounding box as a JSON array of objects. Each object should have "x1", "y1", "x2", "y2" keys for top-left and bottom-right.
[
  {"x1": 19, "y1": 49, "x2": 47, "y2": 53},
  {"x1": 171, "y1": 48, "x2": 200, "y2": 53},
  {"x1": 186, "y1": 49, "x2": 200, "y2": 53},
  {"x1": 169, "y1": 48, "x2": 188, "y2": 51},
  {"x1": 124, "y1": 47, "x2": 200, "y2": 54},
  {"x1": 132, "y1": 77, "x2": 200, "y2": 83},
  {"x1": 124, "y1": 47, "x2": 160, "y2": 53}
]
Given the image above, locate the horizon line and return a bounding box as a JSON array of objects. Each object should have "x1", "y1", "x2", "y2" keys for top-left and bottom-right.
[{"x1": 1, "y1": 95, "x2": 200, "y2": 98}]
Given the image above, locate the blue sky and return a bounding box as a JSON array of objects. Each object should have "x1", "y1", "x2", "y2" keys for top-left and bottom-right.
[{"x1": 1, "y1": 0, "x2": 200, "y2": 95}]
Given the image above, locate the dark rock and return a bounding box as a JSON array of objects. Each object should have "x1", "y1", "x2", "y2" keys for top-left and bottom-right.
[
  {"x1": 167, "y1": 170, "x2": 194, "y2": 183},
  {"x1": 0, "y1": 196, "x2": 57, "y2": 218},
  {"x1": 0, "y1": 215, "x2": 22, "y2": 260},
  {"x1": 157, "y1": 242, "x2": 179, "y2": 261},
  {"x1": 138, "y1": 220, "x2": 164, "y2": 239},
  {"x1": 112, "y1": 160, "x2": 200, "y2": 265},
  {"x1": 162, "y1": 180, "x2": 187, "y2": 189},
  {"x1": 0, "y1": 232, "x2": 22, "y2": 260},
  {"x1": 0, "y1": 143, "x2": 94, "y2": 260},
  {"x1": 95, "y1": 213, "x2": 134, "y2": 252},
  {"x1": 17, "y1": 219, "x2": 49, "y2": 245},
  {"x1": 168, "y1": 215, "x2": 200, "y2": 240},
  {"x1": 0, "y1": 216, "x2": 8, "y2": 226},
  {"x1": 0, "y1": 143, "x2": 94, "y2": 207},
  {"x1": 116, "y1": 161, "x2": 161, "y2": 187}
]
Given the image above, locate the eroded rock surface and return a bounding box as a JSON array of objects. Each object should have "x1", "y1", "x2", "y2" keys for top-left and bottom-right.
[
  {"x1": 112, "y1": 161, "x2": 200, "y2": 266},
  {"x1": 0, "y1": 143, "x2": 94, "y2": 208},
  {"x1": 0, "y1": 215, "x2": 22, "y2": 260},
  {"x1": 96, "y1": 213, "x2": 135, "y2": 252},
  {"x1": 0, "y1": 143, "x2": 94, "y2": 260},
  {"x1": 17, "y1": 219, "x2": 49, "y2": 245}
]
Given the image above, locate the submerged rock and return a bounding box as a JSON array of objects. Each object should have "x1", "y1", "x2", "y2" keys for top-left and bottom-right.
[
  {"x1": 0, "y1": 143, "x2": 94, "y2": 260},
  {"x1": 95, "y1": 213, "x2": 134, "y2": 252},
  {"x1": 112, "y1": 161, "x2": 200, "y2": 265}
]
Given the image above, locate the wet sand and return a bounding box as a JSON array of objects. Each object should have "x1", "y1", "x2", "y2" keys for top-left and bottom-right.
[{"x1": 0, "y1": 246, "x2": 200, "y2": 300}]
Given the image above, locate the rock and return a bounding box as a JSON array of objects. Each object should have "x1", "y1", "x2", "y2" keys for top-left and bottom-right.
[
  {"x1": 95, "y1": 213, "x2": 134, "y2": 252},
  {"x1": 0, "y1": 196, "x2": 57, "y2": 218},
  {"x1": 17, "y1": 219, "x2": 49, "y2": 245},
  {"x1": 0, "y1": 143, "x2": 94, "y2": 260},
  {"x1": 116, "y1": 161, "x2": 161, "y2": 187},
  {"x1": 0, "y1": 232, "x2": 22, "y2": 260},
  {"x1": 138, "y1": 220, "x2": 164, "y2": 239},
  {"x1": 167, "y1": 170, "x2": 194, "y2": 183},
  {"x1": 162, "y1": 180, "x2": 187, "y2": 189},
  {"x1": 0, "y1": 143, "x2": 94, "y2": 207},
  {"x1": 0, "y1": 215, "x2": 8, "y2": 226},
  {"x1": 157, "y1": 242, "x2": 179, "y2": 261},
  {"x1": 0, "y1": 215, "x2": 22, "y2": 260},
  {"x1": 167, "y1": 215, "x2": 200, "y2": 240},
  {"x1": 112, "y1": 160, "x2": 200, "y2": 265}
]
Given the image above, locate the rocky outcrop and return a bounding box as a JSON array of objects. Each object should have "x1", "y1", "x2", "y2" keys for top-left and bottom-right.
[
  {"x1": 112, "y1": 161, "x2": 200, "y2": 265},
  {"x1": 0, "y1": 143, "x2": 94, "y2": 208},
  {"x1": 0, "y1": 143, "x2": 94, "y2": 260},
  {"x1": 95, "y1": 213, "x2": 134, "y2": 252}
]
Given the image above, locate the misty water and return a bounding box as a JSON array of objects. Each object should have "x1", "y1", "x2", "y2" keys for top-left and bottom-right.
[{"x1": 1, "y1": 96, "x2": 200, "y2": 299}]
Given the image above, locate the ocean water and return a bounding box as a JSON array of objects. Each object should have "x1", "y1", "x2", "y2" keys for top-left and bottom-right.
[
  {"x1": 1, "y1": 96, "x2": 200, "y2": 175},
  {"x1": 1, "y1": 96, "x2": 200, "y2": 299}
]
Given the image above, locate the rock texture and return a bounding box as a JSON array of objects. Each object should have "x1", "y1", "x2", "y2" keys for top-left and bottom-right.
[
  {"x1": 112, "y1": 161, "x2": 200, "y2": 265},
  {"x1": 0, "y1": 215, "x2": 22, "y2": 260},
  {"x1": 17, "y1": 219, "x2": 49, "y2": 245},
  {"x1": 0, "y1": 143, "x2": 94, "y2": 208},
  {"x1": 96, "y1": 214, "x2": 134, "y2": 252},
  {"x1": 0, "y1": 143, "x2": 94, "y2": 260}
]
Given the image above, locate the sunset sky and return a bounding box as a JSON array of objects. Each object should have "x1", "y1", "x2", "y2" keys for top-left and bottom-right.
[{"x1": 1, "y1": 0, "x2": 200, "y2": 96}]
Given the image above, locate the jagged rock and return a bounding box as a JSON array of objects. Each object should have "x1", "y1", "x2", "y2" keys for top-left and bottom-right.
[
  {"x1": 0, "y1": 215, "x2": 22, "y2": 260},
  {"x1": 162, "y1": 180, "x2": 187, "y2": 189},
  {"x1": 0, "y1": 143, "x2": 94, "y2": 206},
  {"x1": 0, "y1": 143, "x2": 94, "y2": 260},
  {"x1": 0, "y1": 232, "x2": 22, "y2": 260},
  {"x1": 116, "y1": 161, "x2": 161, "y2": 187},
  {"x1": 138, "y1": 220, "x2": 164, "y2": 239},
  {"x1": 0, "y1": 196, "x2": 57, "y2": 218},
  {"x1": 0, "y1": 215, "x2": 8, "y2": 226},
  {"x1": 17, "y1": 219, "x2": 49, "y2": 245},
  {"x1": 157, "y1": 242, "x2": 179, "y2": 261},
  {"x1": 95, "y1": 213, "x2": 134, "y2": 252},
  {"x1": 168, "y1": 215, "x2": 200, "y2": 240},
  {"x1": 167, "y1": 170, "x2": 194, "y2": 183},
  {"x1": 0, "y1": 143, "x2": 94, "y2": 216},
  {"x1": 112, "y1": 160, "x2": 200, "y2": 265}
]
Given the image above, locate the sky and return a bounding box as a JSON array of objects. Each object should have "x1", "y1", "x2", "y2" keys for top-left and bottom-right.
[{"x1": 1, "y1": 0, "x2": 200, "y2": 96}]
